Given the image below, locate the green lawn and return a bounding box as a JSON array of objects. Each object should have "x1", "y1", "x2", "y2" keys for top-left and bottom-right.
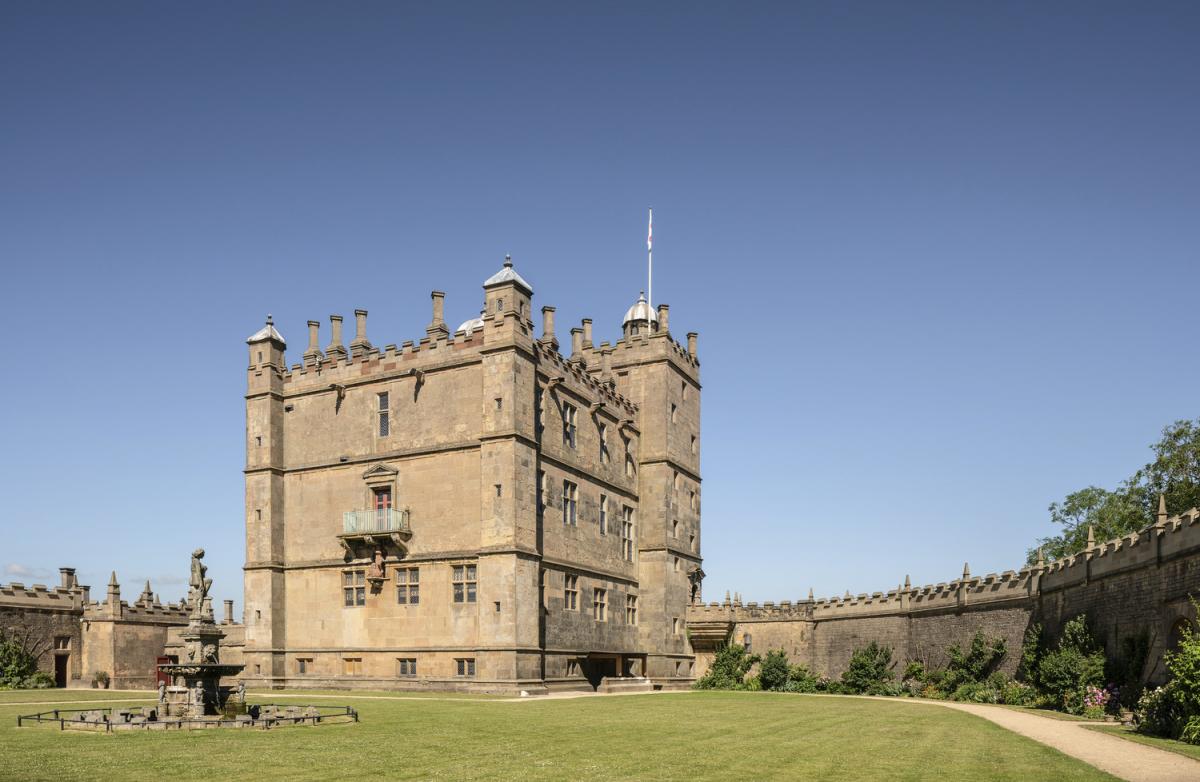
[
  {"x1": 1085, "y1": 723, "x2": 1200, "y2": 762},
  {"x1": 1, "y1": 690, "x2": 1118, "y2": 781}
]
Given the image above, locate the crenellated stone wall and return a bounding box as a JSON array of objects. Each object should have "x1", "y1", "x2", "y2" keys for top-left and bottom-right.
[{"x1": 688, "y1": 506, "x2": 1200, "y2": 684}]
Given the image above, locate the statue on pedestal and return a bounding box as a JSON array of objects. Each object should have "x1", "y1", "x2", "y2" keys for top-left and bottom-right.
[{"x1": 188, "y1": 548, "x2": 213, "y2": 621}]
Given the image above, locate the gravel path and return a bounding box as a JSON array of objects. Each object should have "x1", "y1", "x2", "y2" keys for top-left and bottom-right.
[{"x1": 893, "y1": 698, "x2": 1200, "y2": 782}]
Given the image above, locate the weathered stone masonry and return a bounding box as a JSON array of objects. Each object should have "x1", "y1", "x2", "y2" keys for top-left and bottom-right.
[{"x1": 688, "y1": 502, "x2": 1200, "y2": 684}]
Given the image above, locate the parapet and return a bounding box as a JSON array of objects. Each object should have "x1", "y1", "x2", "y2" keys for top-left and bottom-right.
[{"x1": 0, "y1": 578, "x2": 90, "y2": 612}]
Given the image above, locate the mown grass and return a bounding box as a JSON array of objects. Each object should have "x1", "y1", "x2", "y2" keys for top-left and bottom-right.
[
  {"x1": 1085, "y1": 724, "x2": 1200, "y2": 762},
  {"x1": 1, "y1": 690, "x2": 1118, "y2": 781}
]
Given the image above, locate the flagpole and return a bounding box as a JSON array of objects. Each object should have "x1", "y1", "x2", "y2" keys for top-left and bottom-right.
[{"x1": 647, "y1": 207, "x2": 653, "y2": 312}]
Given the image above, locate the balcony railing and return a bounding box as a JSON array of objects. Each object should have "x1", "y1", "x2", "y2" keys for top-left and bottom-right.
[{"x1": 342, "y1": 508, "x2": 410, "y2": 535}]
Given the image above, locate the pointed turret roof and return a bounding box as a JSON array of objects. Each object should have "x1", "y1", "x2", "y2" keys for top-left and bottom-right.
[
  {"x1": 247, "y1": 314, "x2": 286, "y2": 345},
  {"x1": 483, "y1": 255, "x2": 533, "y2": 293}
]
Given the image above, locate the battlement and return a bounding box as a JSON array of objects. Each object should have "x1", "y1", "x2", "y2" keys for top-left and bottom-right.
[
  {"x1": 82, "y1": 598, "x2": 191, "y2": 623},
  {"x1": 534, "y1": 341, "x2": 638, "y2": 416},
  {"x1": 1039, "y1": 506, "x2": 1200, "y2": 592},
  {"x1": 0, "y1": 581, "x2": 90, "y2": 612},
  {"x1": 689, "y1": 506, "x2": 1200, "y2": 629}
]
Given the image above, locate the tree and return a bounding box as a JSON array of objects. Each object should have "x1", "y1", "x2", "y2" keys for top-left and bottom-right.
[
  {"x1": 0, "y1": 626, "x2": 44, "y2": 688},
  {"x1": 841, "y1": 642, "x2": 895, "y2": 694},
  {"x1": 1029, "y1": 420, "x2": 1200, "y2": 563},
  {"x1": 694, "y1": 644, "x2": 760, "y2": 690}
]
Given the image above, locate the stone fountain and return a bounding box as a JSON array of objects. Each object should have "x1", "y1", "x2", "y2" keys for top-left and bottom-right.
[{"x1": 157, "y1": 548, "x2": 245, "y2": 718}]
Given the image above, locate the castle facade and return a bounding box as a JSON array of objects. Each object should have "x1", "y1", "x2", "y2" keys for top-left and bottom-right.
[{"x1": 242, "y1": 258, "x2": 701, "y2": 693}]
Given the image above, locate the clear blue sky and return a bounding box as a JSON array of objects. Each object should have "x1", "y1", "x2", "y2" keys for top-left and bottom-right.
[{"x1": 2, "y1": 2, "x2": 1198, "y2": 613}]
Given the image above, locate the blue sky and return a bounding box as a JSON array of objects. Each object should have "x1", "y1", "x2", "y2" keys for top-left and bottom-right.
[{"x1": 1, "y1": 2, "x2": 1198, "y2": 612}]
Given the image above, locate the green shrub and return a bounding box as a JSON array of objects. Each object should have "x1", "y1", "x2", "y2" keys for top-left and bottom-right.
[
  {"x1": 21, "y1": 671, "x2": 55, "y2": 689},
  {"x1": 1019, "y1": 623, "x2": 1044, "y2": 682},
  {"x1": 1181, "y1": 716, "x2": 1200, "y2": 745},
  {"x1": 1137, "y1": 684, "x2": 1187, "y2": 738},
  {"x1": 694, "y1": 644, "x2": 759, "y2": 691},
  {"x1": 943, "y1": 632, "x2": 1007, "y2": 692},
  {"x1": 1034, "y1": 615, "x2": 1106, "y2": 714},
  {"x1": 1001, "y1": 680, "x2": 1037, "y2": 706},
  {"x1": 0, "y1": 630, "x2": 39, "y2": 688},
  {"x1": 758, "y1": 649, "x2": 791, "y2": 692},
  {"x1": 784, "y1": 664, "x2": 820, "y2": 693},
  {"x1": 1109, "y1": 633, "x2": 1150, "y2": 708},
  {"x1": 841, "y1": 642, "x2": 895, "y2": 695},
  {"x1": 91, "y1": 670, "x2": 111, "y2": 689}
]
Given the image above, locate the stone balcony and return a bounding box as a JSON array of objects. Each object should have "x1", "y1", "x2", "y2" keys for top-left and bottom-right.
[{"x1": 338, "y1": 508, "x2": 411, "y2": 557}]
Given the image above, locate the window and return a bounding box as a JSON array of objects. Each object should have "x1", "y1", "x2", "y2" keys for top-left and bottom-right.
[
  {"x1": 691, "y1": 435, "x2": 697, "y2": 454},
  {"x1": 378, "y1": 392, "x2": 390, "y2": 437},
  {"x1": 397, "y1": 658, "x2": 417, "y2": 677},
  {"x1": 54, "y1": 636, "x2": 70, "y2": 650},
  {"x1": 621, "y1": 507, "x2": 635, "y2": 562},
  {"x1": 562, "y1": 480, "x2": 577, "y2": 526},
  {"x1": 562, "y1": 402, "x2": 577, "y2": 448},
  {"x1": 675, "y1": 661, "x2": 683, "y2": 675},
  {"x1": 689, "y1": 532, "x2": 696, "y2": 550},
  {"x1": 593, "y1": 588, "x2": 607, "y2": 622},
  {"x1": 496, "y1": 298, "x2": 504, "y2": 312},
  {"x1": 671, "y1": 520, "x2": 678, "y2": 538},
  {"x1": 396, "y1": 567, "x2": 419, "y2": 604},
  {"x1": 599, "y1": 423, "x2": 609, "y2": 463},
  {"x1": 681, "y1": 380, "x2": 687, "y2": 399},
  {"x1": 373, "y1": 486, "x2": 392, "y2": 526},
  {"x1": 343, "y1": 570, "x2": 366, "y2": 607},
  {"x1": 564, "y1": 574, "x2": 578, "y2": 611},
  {"x1": 673, "y1": 618, "x2": 681, "y2": 636},
  {"x1": 690, "y1": 490, "x2": 697, "y2": 511},
  {"x1": 599, "y1": 494, "x2": 608, "y2": 535},
  {"x1": 537, "y1": 470, "x2": 547, "y2": 520},
  {"x1": 452, "y1": 564, "x2": 477, "y2": 603},
  {"x1": 673, "y1": 471, "x2": 680, "y2": 490},
  {"x1": 297, "y1": 657, "x2": 312, "y2": 674},
  {"x1": 626, "y1": 595, "x2": 638, "y2": 625},
  {"x1": 674, "y1": 556, "x2": 681, "y2": 572},
  {"x1": 534, "y1": 387, "x2": 544, "y2": 436},
  {"x1": 456, "y1": 658, "x2": 476, "y2": 677},
  {"x1": 343, "y1": 657, "x2": 363, "y2": 675},
  {"x1": 625, "y1": 451, "x2": 635, "y2": 478},
  {"x1": 671, "y1": 403, "x2": 677, "y2": 423},
  {"x1": 567, "y1": 660, "x2": 580, "y2": 676}
]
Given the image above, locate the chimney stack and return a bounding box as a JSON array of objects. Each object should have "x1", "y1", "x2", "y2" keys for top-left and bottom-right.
[
  {"x1": 326, "y1": 314, "x2": 347, "y2": 360},
  {"x1": 304, "y1": 320, "x2": 323, "y2": 364},
  {"x1": 427, "y1": 291, "x2": 449, "y2": 338},
  {"x1": 224, "y1": 599, "x2": 234, "y2": 624},
  {"x1": 570, "y1": 327, "x2": 583, "y2": 359},
  {"x1": 59, "y1": 567, "x2": 76, "y2": 590},
  {"x1": 350, "y1": 309, "x2": 372, "y2": 355},
  {"x1": 600, "y1": 343, "x2": 613, "y2": 381},
  {"x1": 656, "y1": 304, "x2": 669, "y2": 333},
  {"x1": 581, "y1": 318, "x2": 593, "y2": 349},
  {"x1": 686, "y1": 332, "x2": 698, "y2": 359},
  {"x1": 541, "y1": 306, "x2": 557, "y2": 349}
]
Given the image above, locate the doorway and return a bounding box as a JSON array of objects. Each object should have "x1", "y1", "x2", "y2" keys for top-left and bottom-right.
[
  {"x1": 583, "y1": 656, "x2": 618, "y2": 690},
  {"x1": 54, "y1": 655, "x2": 68, "y2": 688}
]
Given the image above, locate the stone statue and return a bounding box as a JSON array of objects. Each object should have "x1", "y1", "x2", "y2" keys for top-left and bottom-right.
[
  {"x1": 188, "y1": 548, "x2": 213, "y2": 619},
  {"x1": 192, "y1": 682, "x2": 205, "y2": 708},
  {"x1": 368, "y1": 548, "x2": 386, "y2": 580},
  {"x1": 236, "y1": 681, "x2": 246, "y2": 703},
  {"x1": 158, "y1": 681, "x2": 166, "y2": 702},
  {"x1": 201, "y1": 643, "x2": 219, "y2": 664}
]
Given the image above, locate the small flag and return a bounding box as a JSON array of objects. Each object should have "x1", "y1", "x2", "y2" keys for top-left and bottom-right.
[{"x1": 647, "y1": 208, "x2": 653, "y2": 252}]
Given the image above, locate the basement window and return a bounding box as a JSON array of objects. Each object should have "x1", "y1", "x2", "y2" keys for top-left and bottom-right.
[{"x1": 455, "y1": 658, "x2": 476, "y2": 677}]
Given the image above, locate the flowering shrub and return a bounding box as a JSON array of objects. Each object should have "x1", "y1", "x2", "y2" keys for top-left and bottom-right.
[{"x1": 1082, "y1": 685, "x2": 1110, "y2": 719}]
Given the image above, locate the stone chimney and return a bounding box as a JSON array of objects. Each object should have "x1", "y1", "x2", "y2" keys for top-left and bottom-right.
[
  {"x1": 224, "y1": 599, "x2": 234, "y2": 625},
  {"x1": 656, "y1": 304, "x2": 669, "y2": 333},
  {"x1": 350, "y1": 309, "x2": 373, "y2": 355},
  {"x1": 686, "y1": 332, "x2": 698, "y2": 359},
  {"x1": 581, "y1": 318, "x2": 593, "y2": 350},
  {"x1": 600, "y1": 343, "x2": 613, "y2": 381},
  {"x1": 325, "y1": 314, "x2": 347, "y2": 360},
  {"x1": 541, "y1": 306, "x2": 558, "y2": 349},
  {"x1": 304, "y1": 320, "x2": 323, "y2": 365},
  {"x1": 570, "y1": 327, "x2": 583, "y2": 360},
  {"x1": 427, "y1": 291, "x2": 449, "y2": 338},
  {"x1": 59, "y1": 567, "x2": 76, "y2": 590}
]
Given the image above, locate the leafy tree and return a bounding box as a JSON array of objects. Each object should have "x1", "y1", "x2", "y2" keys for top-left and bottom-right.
[
  {"x1": 1030, "y1": 420, "x2": 1200, "y2": 563},
  {"x1": 758, "y1": 649, "x2": 790, "y2": 692},
  {"x1": 841, "y1": 642, "x2": 895, "y2": 694}
]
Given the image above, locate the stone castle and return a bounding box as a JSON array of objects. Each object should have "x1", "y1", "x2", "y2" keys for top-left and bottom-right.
[
  {"x1": 3, "y1": 256, "x2": 1197, "y2": 693},
  {"x1": 241, "y1": 257, "x2": 701, "y2": 693}
]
